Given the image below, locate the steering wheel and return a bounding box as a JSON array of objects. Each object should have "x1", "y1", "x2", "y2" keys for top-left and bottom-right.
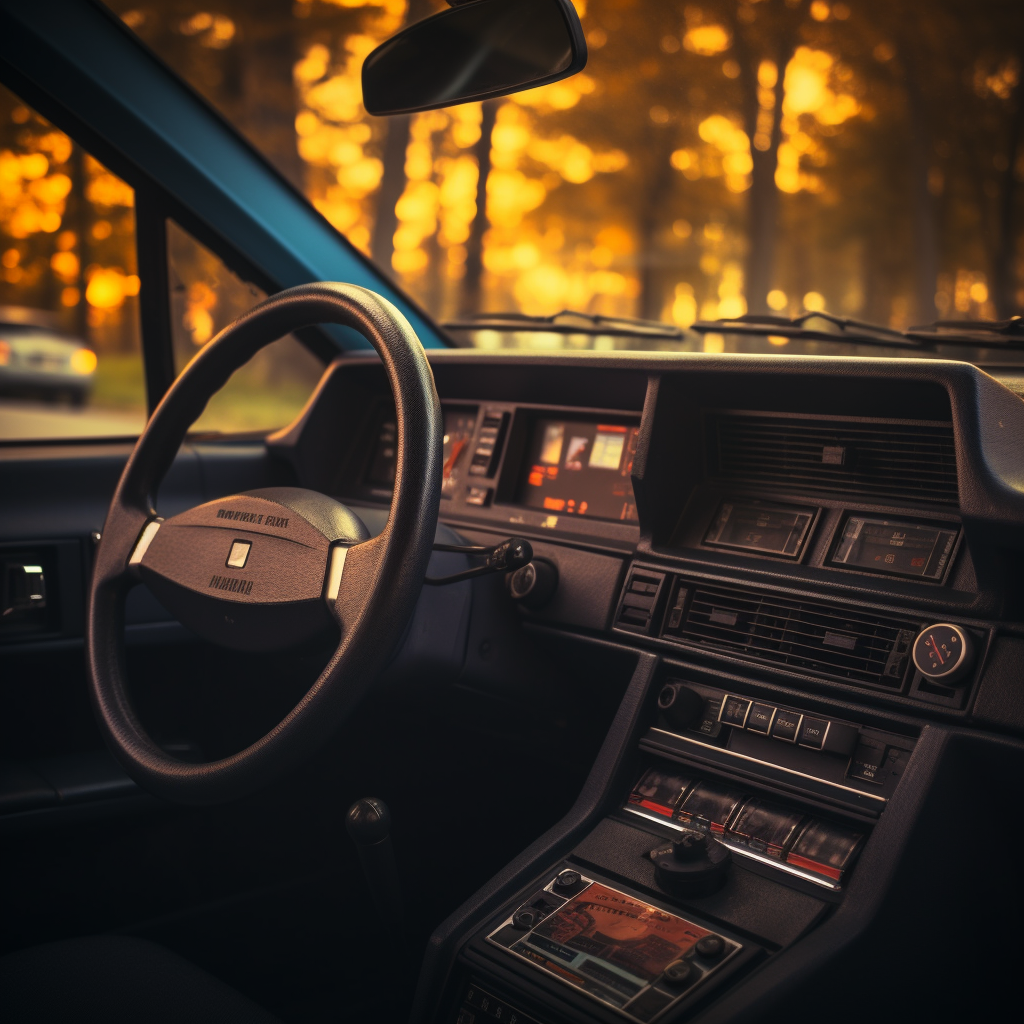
[{"x1": 85, "y1": 283, "x2": 441, "y2": 805}]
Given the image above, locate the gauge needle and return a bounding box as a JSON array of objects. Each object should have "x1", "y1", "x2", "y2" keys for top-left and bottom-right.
[
  {"x1": 928, "y1": 633, "x2": 945, "y2": 665},
  {"x1": 443, "y1": 439, "x2": 467, "y2": 480}
]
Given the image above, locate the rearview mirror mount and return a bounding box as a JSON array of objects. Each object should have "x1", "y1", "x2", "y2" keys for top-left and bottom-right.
[{"x1": 362, "y1": 0, "x2": 587, "y2": 116}]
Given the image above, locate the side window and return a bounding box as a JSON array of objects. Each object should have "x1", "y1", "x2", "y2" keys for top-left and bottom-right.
[
  {"x1": 167, "y1": 220, "x2": 324, "y2": 435},
  {"x1": 0, "y1": 82, "x2": 146, "y2": 440}
]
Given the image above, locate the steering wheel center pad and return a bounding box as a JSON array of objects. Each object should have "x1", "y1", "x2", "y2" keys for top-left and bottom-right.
[{"x1": 136, "y1": 488, "x2": 370, "y2": 652}]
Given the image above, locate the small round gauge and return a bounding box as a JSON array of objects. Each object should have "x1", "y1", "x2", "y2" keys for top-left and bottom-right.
[{"x1": 911, "y1": 623, "x2": 974, "y2": 684}]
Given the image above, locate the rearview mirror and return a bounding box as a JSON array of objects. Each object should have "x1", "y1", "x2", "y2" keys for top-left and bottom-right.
[{"x1": 362, "y1": 0, "x2": 587, "y2": 116}]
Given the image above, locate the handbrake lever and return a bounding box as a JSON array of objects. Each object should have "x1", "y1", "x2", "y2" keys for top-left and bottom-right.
[{"x1": 424, "y1": 536, "x2": 533, "y2": 586}]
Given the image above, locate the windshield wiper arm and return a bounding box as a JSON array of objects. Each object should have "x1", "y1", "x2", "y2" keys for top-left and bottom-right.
[
  {"x1": 442, "y1": 309, "x2": 687, "y2": 340},
  {"x1": 690, "y1": 311, "x2": 924, "y2": 349},
  {"x1": 905, "y1": 316, "x2": 1024, "y2": 346}
]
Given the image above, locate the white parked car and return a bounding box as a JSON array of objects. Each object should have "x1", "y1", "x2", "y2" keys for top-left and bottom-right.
[{"x1": 0, "y1": 317, "x2": 96, "y2": 407}]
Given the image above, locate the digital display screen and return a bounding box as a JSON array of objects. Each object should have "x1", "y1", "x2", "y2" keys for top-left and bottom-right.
[
  {"x1": 497, "y1": 881, "x2": 719, "y2": 1015},
  {"x1": 519, "y1": 418, "x2": 639, "y2": 521},
  {"x1": 830, "y1": 516, "x2": 958, "y2": 580},
  {"x1": 704, "y1": 500, "x2": 816, "y2": 558}
]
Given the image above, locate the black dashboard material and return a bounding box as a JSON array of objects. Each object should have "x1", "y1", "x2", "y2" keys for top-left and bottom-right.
[
  {"x1": 258, "y1": 350, "x2": 1024, "y2": 746},
  {"x1": 265, "y1": 350, "x2": 1024, "y2": 1023}
]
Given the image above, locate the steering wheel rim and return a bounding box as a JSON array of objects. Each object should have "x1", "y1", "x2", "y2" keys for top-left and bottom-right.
[{"x1": 86, "y1": 282, "x2": 441, "y2": 805}]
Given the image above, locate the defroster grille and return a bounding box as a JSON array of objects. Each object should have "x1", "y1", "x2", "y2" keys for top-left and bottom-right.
[{"x1": 711, "y1": 414, "x2": 958, "y2": 506}]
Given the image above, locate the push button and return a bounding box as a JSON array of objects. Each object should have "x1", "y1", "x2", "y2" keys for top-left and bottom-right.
[
  {"x1": 848, "y1": 739, "x2": 886, "y2": 785},
  {"x1": 786, "y1": 819, "x2": 863, "y2": 883},
  {"x1": 798, "y1": 717, "x2": 829, "y2": 750},
  {"x1": 746, "y1": 703, "x2": 776, "y2": 734},
  {"x1": 770, "y1": 709, "x2": 802, "y2": 742},
  {"x1": 225, "y1": 540, "x2": 251, "y2": 569},
  {"x1": 718, "y1": 695, "x2": 751, "y2": 727},
  {"x1": 630, "y1": 580, "x2": 659, "y2": 595},
  {"x1": 821, "y1": 721, "x2": 860, "y2": 756},
  {"x1": 695, "y1": 701, "x2": 722, "y2": 738}
]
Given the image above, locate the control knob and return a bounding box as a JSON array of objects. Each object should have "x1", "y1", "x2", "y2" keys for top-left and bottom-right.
[
  {"x1": 911, "y1": 623, "x2": 974, "y2": 685},
  {"x1": 650, "y1": 830, "x2": 731, "y2": 897},
  {"x1": 657, "y1": 683, "x2": 704, "y2": 732}
]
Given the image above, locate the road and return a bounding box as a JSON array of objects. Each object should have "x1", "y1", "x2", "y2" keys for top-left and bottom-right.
[{"x1": 0, "y1": 399, "x2": 145, "y2": 440}]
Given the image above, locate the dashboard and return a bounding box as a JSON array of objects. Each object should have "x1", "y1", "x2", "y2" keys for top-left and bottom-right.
[{"x1": 267, "y1": 350, "x2": 1024, "y2": 1024}]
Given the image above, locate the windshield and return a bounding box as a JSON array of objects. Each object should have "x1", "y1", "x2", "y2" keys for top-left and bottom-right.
[{"x1": 108, "y1": 1, "x2": 1024, "y2": 362}]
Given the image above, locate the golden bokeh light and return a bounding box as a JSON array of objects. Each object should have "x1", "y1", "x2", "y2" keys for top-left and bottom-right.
[
  {"x1": 86, "y1": 0, "x2": 1024, "y2": 348},
  {"x1": 683, "y1": 25, "x2": 732, "y2": 57},
  {"x1": 69, "y1": 347, "x2": 98, "y2": 375}
]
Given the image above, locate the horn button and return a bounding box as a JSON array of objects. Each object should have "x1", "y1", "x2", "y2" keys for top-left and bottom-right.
[{"x1": 135, "y1": 491, "x2": 364, "y2": 652}]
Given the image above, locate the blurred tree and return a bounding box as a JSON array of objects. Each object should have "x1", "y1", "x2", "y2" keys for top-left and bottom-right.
[
  {"x1": 726, "y1": 0, "x2": 807, "y2": 315},
  {"x1": 115, "y1": 2, "x2": 304, "y2": 186},
  {"x1": 995, "y1": 55, "x2": 1024, "y2": 319},
  {"x1": 105, "y1": 0, "x2": 1024, "y2": 334},
  {"x1": 369, "y1": 0, "x2": 439, "y2": 275},
  {"x1": 461, "y1": 99, "x2": 498, "y2": 313}
]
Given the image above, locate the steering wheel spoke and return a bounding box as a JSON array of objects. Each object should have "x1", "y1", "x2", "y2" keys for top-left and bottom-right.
[
  {"x1": 327, "y1": 532, "x2": 386, "y2": 630},
  {"x1": 86, "y1": 283, "x2": 441, "y2": 804}
]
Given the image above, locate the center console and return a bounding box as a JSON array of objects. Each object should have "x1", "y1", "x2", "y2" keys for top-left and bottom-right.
[{"x1": 426, "y1": 647, "x2": 917, "y2": 1024}]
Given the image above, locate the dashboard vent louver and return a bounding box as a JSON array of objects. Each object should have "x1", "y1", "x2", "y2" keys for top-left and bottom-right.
[
  {"x1": 711, "y1": 414, "x2": 959, "y2": 506},
  {"x1": 667, "y1": 581, "x2": 917, "y2": 688}
]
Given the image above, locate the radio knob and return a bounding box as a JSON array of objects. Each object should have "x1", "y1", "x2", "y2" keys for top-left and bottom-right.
[{"x1": 911, "y1": 623, "x2": 974, "y2": 685}]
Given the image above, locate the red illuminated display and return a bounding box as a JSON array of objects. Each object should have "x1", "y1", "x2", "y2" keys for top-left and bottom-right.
[{"x1": 518, "y1": 418, "x2": 639, "y2": 521}]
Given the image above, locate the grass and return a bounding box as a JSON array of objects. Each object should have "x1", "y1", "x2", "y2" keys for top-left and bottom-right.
[
  {"x1": 90, "y1": 351, "x2": 318, "y2": 434},
  {"x1": 90, "y1": 352, "x2": 147, "y2": 414}
]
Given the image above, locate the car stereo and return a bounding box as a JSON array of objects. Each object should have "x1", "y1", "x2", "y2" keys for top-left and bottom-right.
[{"x1": 486, "y1": 870, "x2": 744, "y2": 1022}]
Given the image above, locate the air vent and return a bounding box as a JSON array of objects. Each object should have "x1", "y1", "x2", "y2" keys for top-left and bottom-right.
[
  {"x1": 664, "y1": 580, "x2": 917, "y2": 688},
  {"x1": 614, "y1": 569, "x2": 666, "y2": 634},
  {"x1": 711, "y1": 414, "x2": 958, "y2": 506}
]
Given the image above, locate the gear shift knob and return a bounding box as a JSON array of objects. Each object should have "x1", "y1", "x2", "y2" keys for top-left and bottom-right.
[
  {"x1": 346, "y1": 796, "x2": 392, "y2": 844},
  {"x1": 346, "y1": 797, "x2": 403, "y2": 928}
]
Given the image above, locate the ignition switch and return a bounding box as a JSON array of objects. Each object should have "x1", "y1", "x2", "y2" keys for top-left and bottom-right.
[{"x1": 508, "y1": 557, "x2": 558, "y2": 609}]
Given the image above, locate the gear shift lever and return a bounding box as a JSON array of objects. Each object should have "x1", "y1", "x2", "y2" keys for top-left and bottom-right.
[{"x1": 346, "y1": 797, "x2": 403, "y2": 928}]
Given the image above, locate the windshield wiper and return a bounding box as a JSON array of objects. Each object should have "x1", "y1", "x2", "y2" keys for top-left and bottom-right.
[
  {"x1": 905, "y1": 316, "x2": 1024, "y2": 346},
  {"x1": 444, "y1": 308, "x2": 1024, "y2": 353},
  {"x1": 442, "y1": 309, "x2": 687, "y2": 340},
  {"x1": 690, "y1": 311, "x2": 924, "y2": 350}
]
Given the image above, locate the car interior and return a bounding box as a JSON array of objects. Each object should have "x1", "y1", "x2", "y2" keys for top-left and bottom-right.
[{"x1": 1, "y1": 1, "x2": 1023, "y2": 1022}]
